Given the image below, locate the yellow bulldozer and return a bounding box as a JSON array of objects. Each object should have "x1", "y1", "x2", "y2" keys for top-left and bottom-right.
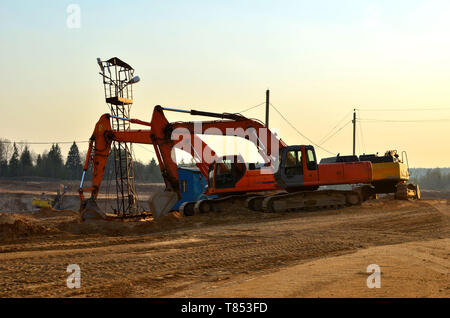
[
  {"x1": 32, "y1": 184, "x2": 67, "y2": 210},
  {"x1": 321, "y1": 150, "x2": 420, "y2": 200},
  {"x1": 360, "y1": 150, "x2": 420, "y2": 200}
]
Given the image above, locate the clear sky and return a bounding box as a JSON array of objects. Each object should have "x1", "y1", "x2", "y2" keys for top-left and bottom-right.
[{"x1": 1, "y1": 0, "x2": 450, "y2": 167}]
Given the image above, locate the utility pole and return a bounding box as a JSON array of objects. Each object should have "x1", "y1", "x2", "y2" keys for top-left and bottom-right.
[
  {"x1": 352, "y1": 109, "x2": 356, "y2": 156},
  {"x1": 265, "y1": 89, "x2": 270, "y2": 128}
]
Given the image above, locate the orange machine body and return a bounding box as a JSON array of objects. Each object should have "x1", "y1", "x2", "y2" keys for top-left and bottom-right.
[
  {"x1": 80, "y1": 106, "x2": 372, "y2": 208},
  {"x1": 206, "y1": 147, "x2": 372, "y2": 196}
]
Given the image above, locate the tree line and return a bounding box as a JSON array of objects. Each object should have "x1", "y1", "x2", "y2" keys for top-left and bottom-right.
[
  {"x1": 2, "y1": 138, "x2": 448, "y2": 189},
  {"x1": 410, "y1": 168, "x2": 450, "y2": 190},
  {"x1": 0, "y1": 139, "x2": 163, "y2": 182}
]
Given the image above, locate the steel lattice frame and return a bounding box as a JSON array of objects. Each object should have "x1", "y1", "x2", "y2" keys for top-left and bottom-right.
[{"x1": 97, "y1": 57, "x2": 138, "y2": 216}]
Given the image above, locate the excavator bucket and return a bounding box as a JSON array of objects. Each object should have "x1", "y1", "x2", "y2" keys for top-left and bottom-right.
[
  {"x1": 79, "y1": 198, "x2": 107, "y2": 221},
  {"x1": 149, "y1": 190, "x2": 178, "y2": 219}
]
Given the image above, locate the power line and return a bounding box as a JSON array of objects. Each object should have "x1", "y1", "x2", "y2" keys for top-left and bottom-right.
[
  {"x1": 358, "y1": 118, "x2": 450, "y2": 123},
  {"x1": 269, "y1": 103, "x2": 336, "y2": 155},
  {"x1": 135, "y1": 144, "x2": 156, "y2": 154},
  {"x1": 319, "y1": 121, "x2": 352, "y2": 146},
  {"x1": 318, "y1": 109, "x2": 353, "y2": 145},
  {"x1": 238, "y1": 102, "x2": 266, "y2": 114},
  {"x1": 356, "y1": 107, "x2": 450, "y2": 112}
]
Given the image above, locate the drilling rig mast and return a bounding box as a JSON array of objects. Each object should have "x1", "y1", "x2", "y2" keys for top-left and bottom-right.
[{"x1": 96, "y1": 57, "x2": 140, "y2": 216}]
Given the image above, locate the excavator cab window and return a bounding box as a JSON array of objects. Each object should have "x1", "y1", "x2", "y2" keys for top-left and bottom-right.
[
  {"x1": 284, "y1": 150, "x2": 303, "y2": 176},
  {"x1": 274, "y1": 146, "x2": 306, "y2": 189},
  {"x1": 214, "y1": 158, "x2": 246, "y2": 189},
  {"x1": 306, "y1": 147, "x2": 318, "y2": 170}
]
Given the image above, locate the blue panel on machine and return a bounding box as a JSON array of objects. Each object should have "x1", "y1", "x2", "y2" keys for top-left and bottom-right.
[{"x1": 173, "y1": 167, "x2": 211, "y2": 210}]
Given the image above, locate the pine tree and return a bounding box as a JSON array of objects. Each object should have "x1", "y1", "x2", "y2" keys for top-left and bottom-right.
[
  {"x1": 134, "y1": 161, "x2": 146, "y2": 182},
  {"x1": 0, "y1": 140, "x2": 7, "y2": 177},
  {"x1": 8, "y1": 143, "x2": 20, "y2": 177},
  {"x1": 45, "y1": 144, "x2": 64, "y2": 178},
  {"x1": 0, "y1": 158, "x2": 7, "y2": 177},
  {"x1": 65, "y1": 142, "x2": 82, "y2": 179},
  {"x1": 19, "y1": 145, "x2": 33, "y2": 176},
  {"x1": 147, "y1": 158, "x2": 162, "y2": 182}
]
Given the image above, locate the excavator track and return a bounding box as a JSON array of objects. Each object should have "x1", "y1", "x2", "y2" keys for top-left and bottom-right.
[
  {"x1": 193, "y1": 194, "x2": 256, "y2": 214},
  {"x1": 352, "y1": 184, "x2": 378, "y2": 201},
  {"x1": 179, "y1": 201, "x2": 196, "y2": 216},
  {"x1": 246, "y1": 192, "x2": 287, "y2": 211},
  {"x1": 261, "y1": 190, "x2": 362, "y2": 213},
  {"x1": 181, "y1": 194, "x2": 265, "y2": 216},
  {"x1": 181, "y1": 190, "x2": 362, "y2": 215},
  {"x1": 395, "y1": 183, "x2": 421, "y2": 200}
]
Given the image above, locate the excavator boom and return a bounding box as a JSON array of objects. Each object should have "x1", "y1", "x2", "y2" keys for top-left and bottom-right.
[{"x1": 79, "y1": 109, "x2": 218, "y2": 220}]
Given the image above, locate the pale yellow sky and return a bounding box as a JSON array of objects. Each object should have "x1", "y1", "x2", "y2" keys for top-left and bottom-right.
[{"x1": 1, "y1": 1, "x2": 450, "y2": 167}]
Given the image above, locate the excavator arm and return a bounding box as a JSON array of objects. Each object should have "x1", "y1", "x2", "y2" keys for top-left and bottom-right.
[
  {"x1": 79, "y1": 110, "x2": 217, "y2": 220},
  {"x1": 79, "y1": 105, "x2": 286, "y2": 220}
]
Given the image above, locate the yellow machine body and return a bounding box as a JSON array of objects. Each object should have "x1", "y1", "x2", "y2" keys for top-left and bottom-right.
[
  {"x1": 32, "y1": 197, "x2": 54, "y2": 208},
  {"x1": 371, "y1": 162, "x2": 410, "y2": 183}
]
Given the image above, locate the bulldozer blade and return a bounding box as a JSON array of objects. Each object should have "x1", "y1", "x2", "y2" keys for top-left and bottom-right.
[
  {"x1": 79, "y1": 199, "x2": 107, "y2": 221},
  {"x1": 395, "y1": 183, "x2": 421, "y2": 200},
  {"x1": 149, "y1": 190, "x2": 178, "y2": 219},
  {"x1": 414, "y1": 184, "x2": 421, "y2": 200}
]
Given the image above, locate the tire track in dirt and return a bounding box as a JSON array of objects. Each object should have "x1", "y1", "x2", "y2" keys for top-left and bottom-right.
[
  {"x1": 0, "y1": 199, "x2": 448, "y2": 297},
  {"x1": 185, "y1": 239, "x2": 449, "y2": 298}
]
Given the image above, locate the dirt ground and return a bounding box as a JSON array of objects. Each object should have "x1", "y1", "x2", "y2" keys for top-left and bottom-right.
[
  {"x1": 0, "y1": 179, "x2": 164, "y2": 212},
  {"x1": 0, "y1": 180, "x2": 448, "y2": 298}
]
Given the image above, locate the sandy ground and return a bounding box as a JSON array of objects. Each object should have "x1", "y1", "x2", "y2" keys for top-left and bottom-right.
[
  {"x1": 0, "y1": 180, "x2": 448, "y2": 298},
  {"x1": 0, "y1": 179, "x2": 164, "y2": 212}
]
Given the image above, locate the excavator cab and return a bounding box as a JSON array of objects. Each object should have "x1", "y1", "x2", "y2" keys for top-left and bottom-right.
[
  {"x1": 274, "y1": 145, "x2": 318, "y2": 190},
  {"x1": 208, "y1": 155, "x2": 246, "y2": 190}
]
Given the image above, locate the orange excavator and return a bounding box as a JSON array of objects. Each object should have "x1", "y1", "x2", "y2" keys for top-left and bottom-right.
[
  {"x1": 78, "y1": 106, "x2": 218, "y2": 220},
  {"x1": 168, "y1": 109, "x2": 373, "y2": 214},
  {"x1": 79, "y1": 106, "x2": 372, "y2": 220}
]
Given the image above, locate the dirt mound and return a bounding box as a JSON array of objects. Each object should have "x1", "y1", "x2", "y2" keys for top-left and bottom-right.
[
  {"x1": 57, "y1": 211, "x2": 185, "y2": 236},
  {"x1": 0, "y1": 213, "x2": 60, "y2": 239},
  {"x1": 0, "y1": 195, "x2": 31, "y2": 212},
  {"x1": 134, "y1": 211, "x2": 183, "y2": 231},
  {"x1": 32, "y1": 207, "x2": 77, "y2": 218}
]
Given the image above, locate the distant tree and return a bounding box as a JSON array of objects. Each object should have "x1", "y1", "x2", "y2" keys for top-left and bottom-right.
[
  {"x1": 0, "y1": 139, "x2": 12, "y2": 163},
  {"x1": 65, "y1": 142, "x2": 82, "y2": 179},
  {"x1": 134, "y1": 161, "x2": 147, "y2": 182},
  {"x1": 44, "y1": 144, "x2": 64, "y2": 178},
  {"x1": 147, "y1": 158, "x2": 162, "y2": 182},
  {"x1": 19, "y1": 145, "x2": 33, "y2": 176},
  {"x1": 0, "y1": 159, "x2": 7, "y2": 177},
  {"x1": 35, "y1": 154, "x2": 43, "y2": 176},
  {"x1": 178, "y1": 157, "x2": 196, "y2": 168},
  {"x1": 418, "y1": 168, "x2": 447, "y2": 190},
  {"x1": 0, "y1": 140, "x2": 6, "y2": 162},
  {"x1": 8, "y1": 143, "x2": 20, "y2": 176},
  {"x1": 0, "y1": 139, "x2": 11, "y2": 176}
]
